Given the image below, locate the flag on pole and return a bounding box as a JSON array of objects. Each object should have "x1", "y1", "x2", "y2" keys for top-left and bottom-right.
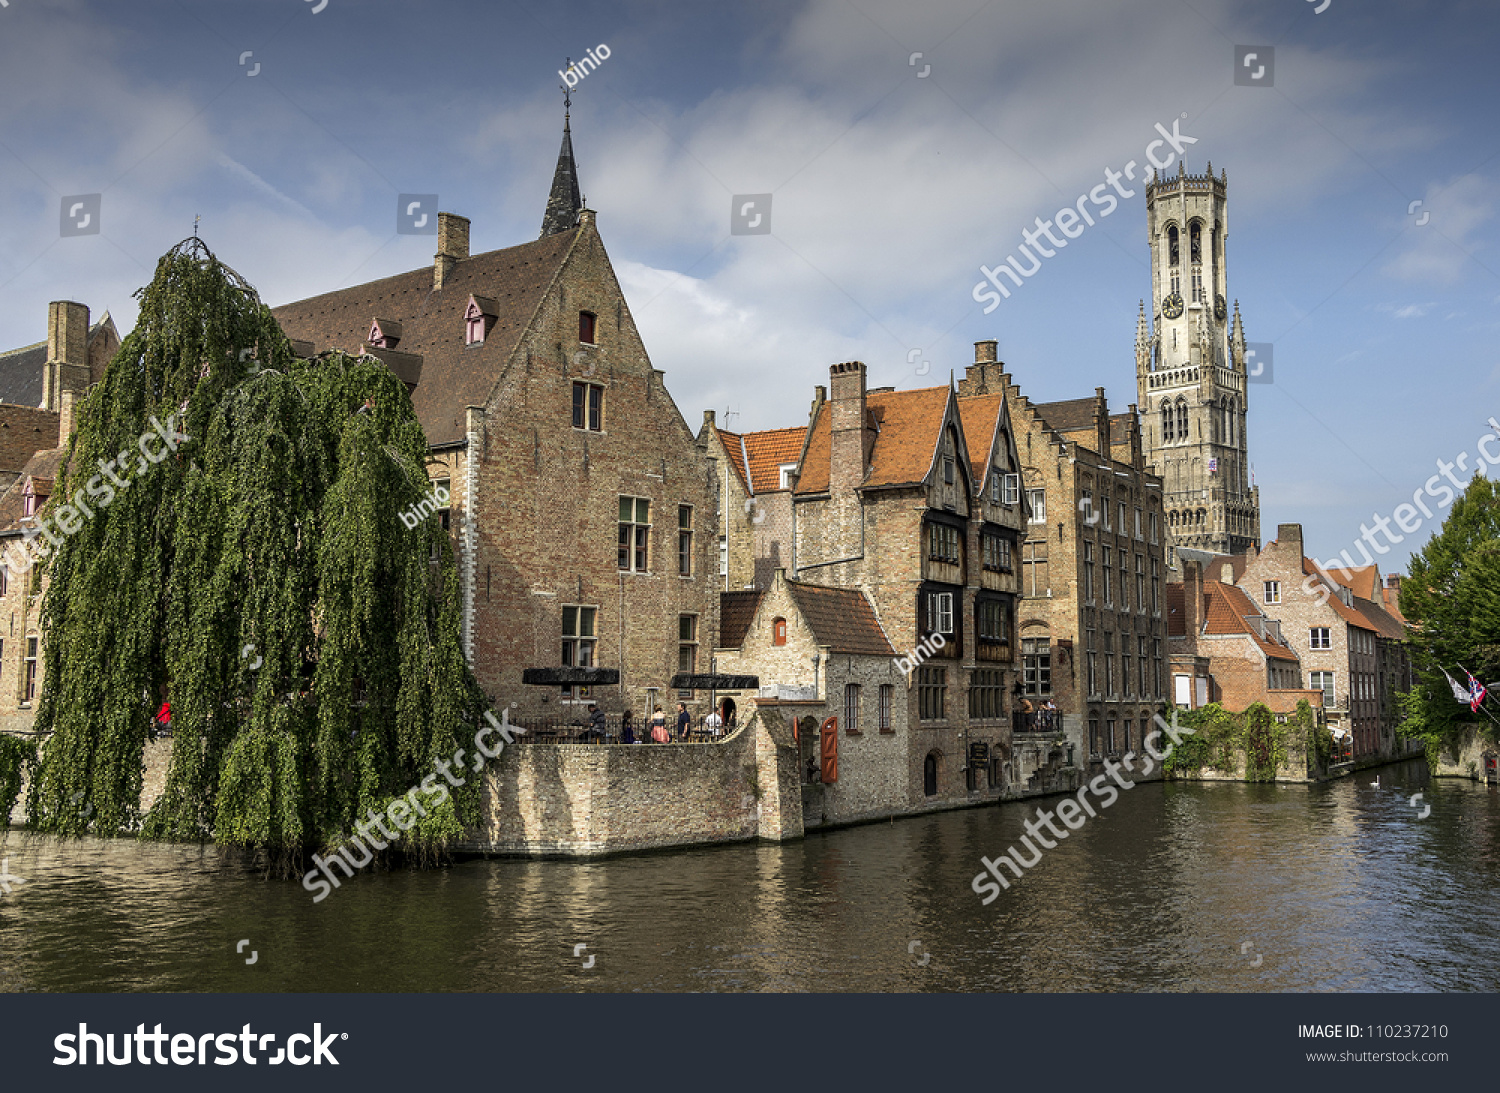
[
  {"x1": 1467, "y1": 670, "x2": 1488, "y2": 713},
  {"x1": 1442, "y1": 669, "x2": 1472, "y2": 705}
]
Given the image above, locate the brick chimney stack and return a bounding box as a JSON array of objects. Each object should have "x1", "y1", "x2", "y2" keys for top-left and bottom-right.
[
  {"x1": 1277, "y1": 523, "x2": 1303, "y2": 550},
  {"x1": 958, "y1": 340, "x2": 1000, "y2": 395},
  {"x1": 1094, "y1": 386, "x2": 1109, "y2": 457},
  {"x1": 434, "y1": 213, "x2": 471, "y2": 290},
  {"x1": 44, "y1": 300, "x2": 90, "y2": 441},
  {"x1": 1182, "y1": 559, "x2": 1204, "y2": 636},
  {"x1": 828, "y1": 361, "x2": 870, "y2": 493}
]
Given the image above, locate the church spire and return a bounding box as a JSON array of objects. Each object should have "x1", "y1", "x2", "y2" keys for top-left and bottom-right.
[{"x1": 540, "y1": 72, "x2": 583, "y2": 238}]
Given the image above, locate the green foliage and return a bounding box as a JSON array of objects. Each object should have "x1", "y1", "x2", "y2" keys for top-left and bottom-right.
[
  {"x1": 1295, "y1": 700, "x2": 1331, "y2": 770},
  {"x1": 1163, "y1": 702, "x2": 1299, "y2": 781},
  {"x1": 0, "y1": 733, "x2": 37, "y2": 827},
  {"x1": 1401, "y1": 475, "x2": 1500, "y2": 756},
  {"x1": 23, "y1": 238, "x2": 486, "y2": 868}
]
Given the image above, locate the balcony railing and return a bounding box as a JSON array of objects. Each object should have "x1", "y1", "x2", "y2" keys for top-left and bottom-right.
[{"x1": 1013, "y1": 709, "x2": 1062, "y2": 735}]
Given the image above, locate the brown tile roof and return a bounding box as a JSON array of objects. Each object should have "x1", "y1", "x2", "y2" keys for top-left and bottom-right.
[
  {"x1": 271, "y1": 229, "x2": 579, "y2": 446},
  {"x1": 0, "y1": 405, "x2": 60, "y2": 476},
  {"x1": 794, "y1": 385, "x2": 952, "y2": 495},
  {"x1": 1323, "y1": 564, "x2": 1378, "y2": 601},
  {"x1": 1204, "y1": 581, "x2": 1299, "y2": 661},
  {"x1": 0, "y1": 448, "x2": 66, "y2": 536},
  {"x1": 715, "y1": 427, "x2": 750, "y2": 491},
  {"x1": 957, "y1": 392, "x2": 1002, "y2": 485},
  {"x1": 787, "y1": 581, "x2": 895, "y2": 656},
  {"x1": 719, "y1": 590, "x2": 764, "y2": 648},
  {"x1": 1300, "y1": 558, "x2": 1378, "y2": 631},
  {"x1": 1351, "y1": 594, "x2": 1406, "y2": 641},
  {"x1": 743, "y1": 427, "x2": 806, "y2": 493}
]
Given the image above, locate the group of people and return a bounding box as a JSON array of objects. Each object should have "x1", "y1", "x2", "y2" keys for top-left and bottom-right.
[{"x1": 606, "y1": 701, "x2": 734, "y2": 745}]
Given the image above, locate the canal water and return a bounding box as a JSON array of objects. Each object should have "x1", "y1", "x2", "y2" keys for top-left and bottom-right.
[{"x1": 2, "y1": 758, "x2": 1497, "y2": 992}]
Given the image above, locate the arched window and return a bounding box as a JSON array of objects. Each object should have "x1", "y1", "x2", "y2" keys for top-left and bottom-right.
[
  {"x1": 1190, "y1": 221, "x2": 1202, "y2": 264},
  {"x1": 1210, "y1": 400, "x2": 1220, "y2": 444},
  {"x1": 1226, "y1": 398, "x2": 1237, "y2": 446},
  {"x1": 923, "y1": 752, "x2": 939, "y2": 797},
  {"x1": 1160, "y1": 401, "x2": 1174, "y2": 442},
  {"x1": 1167, "y1": 225, "x2": 1179, "y2": 267},
  {"x1": 1175, "y1": 399, "x2": 1188, "y2": 440},
  {"x1": 773, "y1": 617, "x2": 787, "y2": 646}
]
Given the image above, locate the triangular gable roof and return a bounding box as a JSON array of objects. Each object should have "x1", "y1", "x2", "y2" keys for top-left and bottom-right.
[
  {"x1": 272, "y1": 229, "x2": 579, "y2": 446},
  {"x1": 957, "y1": 389, "x2": 1025, "y2": 512},
  {"x1": 1300, "y1": 558, "x2": 1378, "y2": 631},
  {"x1": 1323, "y1": 564, "x2": 1379, "y2": 602},
  {"x1": 1204, "y1": 582, "x2": 1299, "y2": 661},
  {"x1": 785, "y1": 581, "x2": 895, "y2": 656},
  {"x1": 719, "y1": 589, "x2": 764, "y2": 648},
  {"x1": 793, "y1": 385, "x2": 961, "y2": 495},
  {"x1": 714, "y1": 427, "x2": 750, "y2": 492}
]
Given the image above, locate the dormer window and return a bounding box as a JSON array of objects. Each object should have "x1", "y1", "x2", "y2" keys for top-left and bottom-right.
[
  {"x1": 21, "y1": 476, "x2": 49, "y2": 518},
  {"x1": 778, "y1": 463, "x2": 797, "y2": 489},
  {"x1": 464, "y1": 295, "x2": 498, "y2": 346},
  {"x1": 579, "y1": 311, "x2": 597, "y2": 345},
  {"x1": 368, "y1": 318, "x2": 402, "y2": 350}
]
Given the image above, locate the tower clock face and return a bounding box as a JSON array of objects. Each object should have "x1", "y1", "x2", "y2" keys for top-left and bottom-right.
[
  {"x1": 1214, "y1": 294, "x2": 1227, "y2": 320},
  {"x1": 1162, "y1": 293, "x2": 1184, "y2": 319}
]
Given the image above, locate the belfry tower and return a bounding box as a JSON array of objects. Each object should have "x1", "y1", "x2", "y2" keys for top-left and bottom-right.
[{"x1": 1135, "y1": 162, "x2": 1260, "y2": 559}]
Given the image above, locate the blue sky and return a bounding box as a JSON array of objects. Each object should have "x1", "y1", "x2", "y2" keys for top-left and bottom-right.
[{"x1": 1, "y1": 0, "x2": 1497, "y2": 575}]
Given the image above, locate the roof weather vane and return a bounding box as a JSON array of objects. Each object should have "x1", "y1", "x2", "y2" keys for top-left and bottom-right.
[
  {"x1": 560, "y1": 59, "x2": 572, "y2": 115},
  {"x1": 193, "y1": 214, "x2": 200, "y2": 238}
]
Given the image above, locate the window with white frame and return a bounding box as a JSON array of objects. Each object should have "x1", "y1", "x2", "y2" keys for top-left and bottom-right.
[
  {"x1": 1003, "y1": 473, "x2": 1020, "y2": 505},
  {"x1": 1310, "y1": 670, "x2": 1335, "y2": 705},
  {"x1": 1027, "y1": 489, "x2": 1046, "y2": 524},
  {"x1": 926, "y1": 591, "x2": 954, "y2": 636},
  {"x1": 1310, "y1": 627, "x2": 1331, "y2": 650},
  {"x1": 1264, "y1": 581, "x2": 1281, "y2": 605}
]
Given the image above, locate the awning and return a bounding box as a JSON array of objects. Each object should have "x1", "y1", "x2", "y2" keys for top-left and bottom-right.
[
  {"x1": 670, "y1": 673, "x2": 760, "y2": 690},
  {"x1": 521, "y1": 667, "x2": 621, "y2": 685}
]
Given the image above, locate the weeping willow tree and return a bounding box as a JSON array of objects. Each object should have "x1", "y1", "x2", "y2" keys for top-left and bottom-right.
[{"x1": 23, "y1": 238, "x2": 485, "y2": 869}]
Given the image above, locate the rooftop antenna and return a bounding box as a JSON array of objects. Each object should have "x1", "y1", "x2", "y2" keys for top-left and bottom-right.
[
  {"x1": 193, "y1": 214, "x2": 200, "y2": 238},
  {"x1": 722, "y1": 406, "x2": 740, "y2": 428}
]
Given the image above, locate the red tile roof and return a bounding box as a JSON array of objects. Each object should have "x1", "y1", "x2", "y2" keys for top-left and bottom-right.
[
  {"x1": 1203, "y1": 581, "x2": 1299, "y2": 661},
  {"x1": 1323, "y1": 564, "x2": 1378, "y2": 601},
  {"x1": 1300, "y1": 558, "x2": 1378, "y2": 631},
  {"x1": 787, "y1": 582, "x2": 895, "y2": 656},
  {"x1": 272, "y1": 229, "x2": 579, "y2": 446},
  {"x1": 957, "y1": 392, "x2": 1003, "y2": 486},
  {"x1": 743, "y1": 427, "x2": 806, "y2": 493},
  {"x1": 794, "y1": 385, "x2": 952, "y2": 495},
  {"x1": 715, "y1": 428, "x2": 750, "y2": 491}
]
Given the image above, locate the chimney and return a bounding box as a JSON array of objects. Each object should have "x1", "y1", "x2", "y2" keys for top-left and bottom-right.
[
  {"x1": 703, "y1": 409, "x2": 716, "y2": 429},
  {"x1": 1182, "y1": 560, "x2": 1204, "y2": 637},
  {"x1": 1220, "y1": 563, "x2": 1235, "y2": 584},
  {"x1": 960, "y1": 339, "x2": 1001, "y2": 396},
  {"x1": 828, "y1": 361, "x2": 869, "y2": 493},
  {"x1": 1277, "y1": 524, "x2": 1303, "y2": 551},
  {"x1": 810, "y1": 384, "x2": 827, "y2": 421},
  {"x1": 45, "y1": 301, "x2": 90, "y2": 437},
  {"x1": 434, "y1": 213, "x2": 471, "y2": 290}
]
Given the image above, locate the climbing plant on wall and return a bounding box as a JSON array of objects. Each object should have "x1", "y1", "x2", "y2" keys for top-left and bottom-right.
[{"x1": 23, "y1": 238, "x2": 485, "y2": 870}]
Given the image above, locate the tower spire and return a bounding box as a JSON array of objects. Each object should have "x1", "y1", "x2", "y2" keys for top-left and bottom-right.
[{"x1": 540, "y1": 68, "x2": 583, "y2": 238}]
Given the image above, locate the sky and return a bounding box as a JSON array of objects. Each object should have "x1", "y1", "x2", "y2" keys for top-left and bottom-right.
[{"x1": 1, "y1": 0, "x2": 1497, "y2": 576}]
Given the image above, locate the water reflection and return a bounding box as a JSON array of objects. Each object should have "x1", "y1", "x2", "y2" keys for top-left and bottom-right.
[{"x1": 2, "y1": 759, "x2": 1498, "y2": 992}]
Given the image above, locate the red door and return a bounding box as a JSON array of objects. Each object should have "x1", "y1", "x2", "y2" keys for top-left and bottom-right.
[{"x1": 820, "y1": 716, "x2": 838, "y2": 783}]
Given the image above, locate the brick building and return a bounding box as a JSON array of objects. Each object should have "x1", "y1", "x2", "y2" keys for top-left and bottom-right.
[
  {"x1": 702, "y1": 416, "x2": 805, "y2": 592},
  {"x1": 960, "y1": 343, "x2": 1170, "y2": 774},
  {"x1": 273, "y1": 113, "x2": 722, "y2": 720},
  {"x1": 1204, "y1": 524, "x2": 1409, "y2": 760},
  {"x1": 714, "y1": 568, "x2": 911, "y2": 826},
  {"x1": 1166, "y1": 558, "x2": 1325, "y2": 722},
  {"x1": 0, "y1": 302, "x2": 120, "y2": 730}
]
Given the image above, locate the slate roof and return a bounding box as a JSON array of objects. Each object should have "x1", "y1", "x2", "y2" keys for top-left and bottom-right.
[
  {"x1": 719, "y1": 590, "x2": 764, "y2": 648},
  {"x1": 794, "y1": 385, "x2": 951, "y2": 495},
  {"x1": 1032, "y1": 397, "x2": 1096, "y2": 434},
  {"x1": 271, "y1": 229, "x2": 579, "y2": 446},
  {"x1": 786, "y1": 582, "x2": 895, "y2": 656},
  {"x1": 0, "y1": 317, "x2": 114, "y2": 408}
]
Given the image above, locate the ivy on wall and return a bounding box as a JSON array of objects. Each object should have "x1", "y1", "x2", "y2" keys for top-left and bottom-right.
[{"x1": 1163, "y1": 701, "x2": 1319, "y2": 782}]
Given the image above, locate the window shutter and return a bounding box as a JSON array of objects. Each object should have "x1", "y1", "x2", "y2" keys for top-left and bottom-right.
[{"x1": 820, "y1": 716, "x2": 839, "y2": 783}]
